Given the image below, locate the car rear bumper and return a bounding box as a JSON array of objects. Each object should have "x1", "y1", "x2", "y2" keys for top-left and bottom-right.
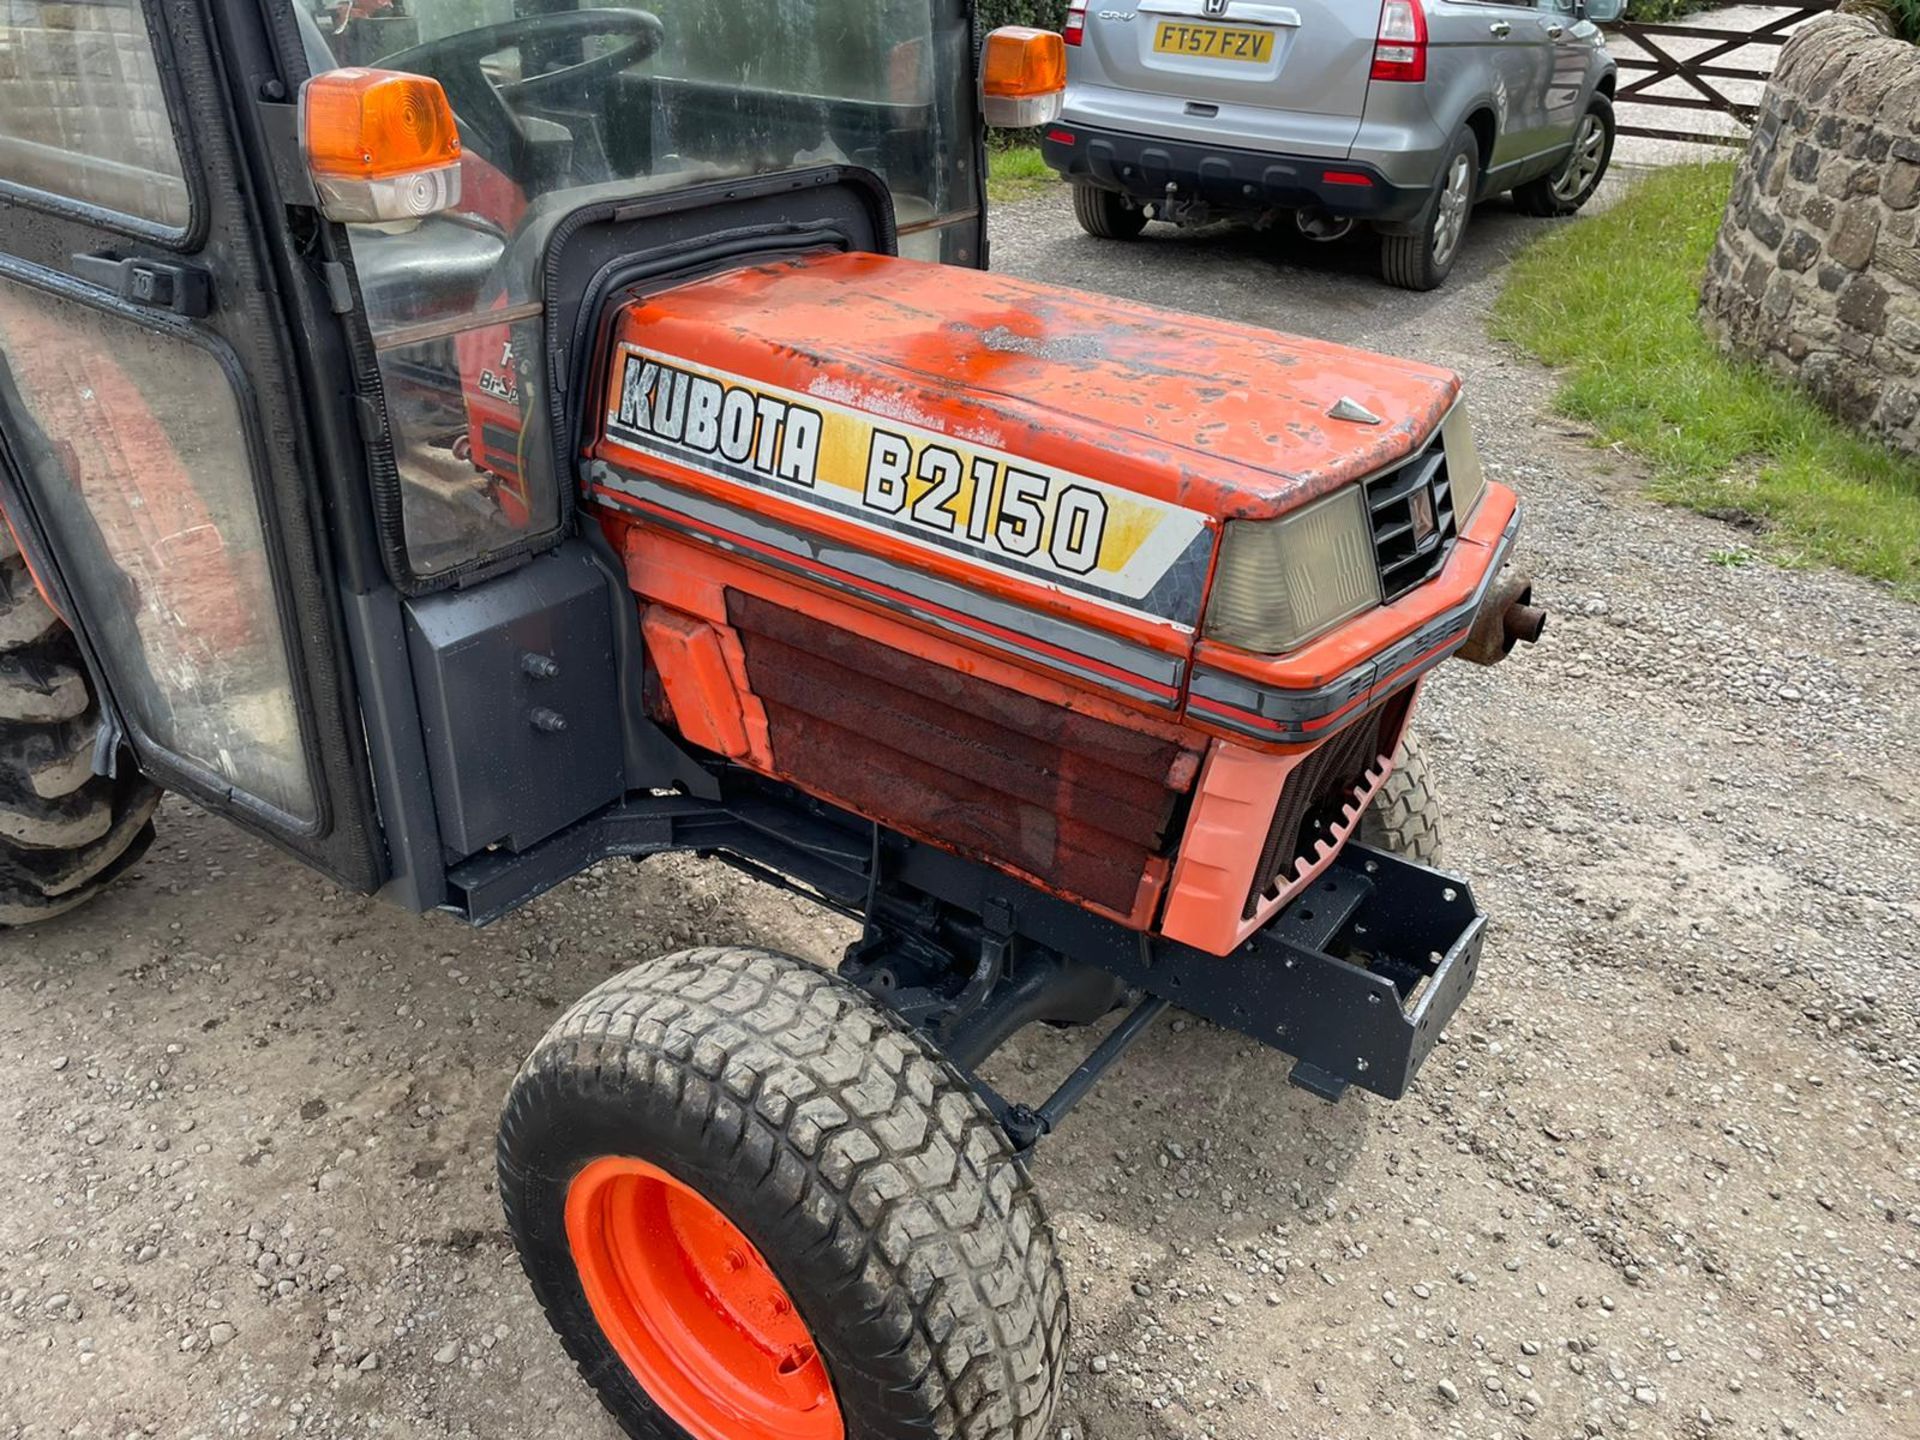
[{"x1": 1041, "y1": 122, "x2": 1430, "y2": 223}]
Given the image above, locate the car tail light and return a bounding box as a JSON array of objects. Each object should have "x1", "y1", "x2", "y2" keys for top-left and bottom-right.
[
  {"x1": 1322, "y1": 169, "x2": 1375, "y2": 187},
  {"x1": 1064, "y1": 1, "x2": 1087, "y2": 47},
  {"x1": 302, "y1": 67, "x2": 462, "y2": 223},
  {"x1": 1371, "y1": 0, "x2": 1428, "y2": 83}
]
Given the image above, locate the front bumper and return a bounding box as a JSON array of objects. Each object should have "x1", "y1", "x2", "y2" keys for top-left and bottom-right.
[
  {"x1": 447, "y1": 783, "x2": 1481, "y2": 1103},
  {"x1": 1148, "y1": 841, "x2": 1483, "y2": 1102},
  {"x1": 1042, "y1": 121, "x2": 1431, "y2": 224}
]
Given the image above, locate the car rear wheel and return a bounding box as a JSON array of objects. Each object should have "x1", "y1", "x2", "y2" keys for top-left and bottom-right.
[
  {"x1": 1071, "y1": 183, "x2": 1148, "y2": 240},
  {"x1": 1513, "y1": 96, "x2": 1615, "y2": 217},
  {"x1": 499, "y1": 946, "x2": 1069, "y2": 1440},
  {"x1": 1380, "y1": 127, "x2": 1479, "y2": 292},
  {"x1": 0, "y1": 520, "x2": 160, "y2": 927}
]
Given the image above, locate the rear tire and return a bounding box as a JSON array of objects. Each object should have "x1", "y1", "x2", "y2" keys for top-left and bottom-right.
[
  {"x1": 498, "y1": 946, "x2": 1069, "y2": 1440},
  {"x1": 1380, "y1": 126, "x2": 1479, "y2": 292},
  {"x1": 1071, "y1": 183, "x2": 1147, "y2": 240},
  {"x1": 1, "y1": 520, "x2": 160, "y2": 926},
  {"x1": 1513, "y1": 96, "x2": 1614, "y2": 217},
  {"x1": 1360, "y1": 731, "x2": 1445, "y2": 866}
]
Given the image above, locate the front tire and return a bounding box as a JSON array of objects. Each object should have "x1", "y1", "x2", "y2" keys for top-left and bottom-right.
[
  {"x1": 1513, "y1": 95, "x2": 1614, "y2": 217},
  {"x1": 1380, "y1": 127, "x2": 1480, "y2": 292},
  {"x1": 1071, "y1": 183, "x2": 1147, "y2": 240},
  {"x1": 1, "y1": 521, "x2": 159, "y2": 927},
  {"x1": 1360, "y1": 731, "x2": 1445, "y2": 866},
  {"x1": 498, "y1": 946, "x2": 1068, "y2": 1440}
]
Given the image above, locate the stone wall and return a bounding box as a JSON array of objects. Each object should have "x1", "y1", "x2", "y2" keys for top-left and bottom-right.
[{"x1": 1699, "y1": 13, "x2": 1920, "y2": 456}]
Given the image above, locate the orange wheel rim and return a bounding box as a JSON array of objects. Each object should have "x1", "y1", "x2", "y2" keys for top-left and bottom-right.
[{"x1": 565, "y1": 1156, "x2": 844, "y2": 1440}]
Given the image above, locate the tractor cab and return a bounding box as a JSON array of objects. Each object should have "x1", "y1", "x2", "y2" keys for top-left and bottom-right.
[
  {"x1": 295, "y1": 0, "x2": 986, "y2": 579},
  {"x1": 0, "y1": 5, "x2": 1543, "y2": 1437},
  {"x1": 0, "y1": 0, "x2": 994, "y2": 881}
]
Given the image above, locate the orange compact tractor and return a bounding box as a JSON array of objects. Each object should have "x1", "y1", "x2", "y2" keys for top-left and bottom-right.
[{"x1": 0, "y1": 4, "x2": 1542, "y2": 1437}]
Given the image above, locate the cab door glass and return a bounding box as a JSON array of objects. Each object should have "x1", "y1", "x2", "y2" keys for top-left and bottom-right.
[
  {"x1": 306, "y1": 0, "x2": 976, "y2": 583},
  {"x1": 0, "y1": 0, "x2": 189, "y2": 229},
  {"x1": 0, "y1": 281, "x2": 317, "y2": 819}
]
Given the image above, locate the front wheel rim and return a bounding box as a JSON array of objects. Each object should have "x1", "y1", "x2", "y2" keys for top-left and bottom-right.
[
  {"x1": 1553, "y1": 114, "x2": 1606, "y2": 202},
  {"x1": 566, "y1": 1156, "x2": 845, "y2": 1440},
  {"x1": 1432, "y1": 153, "x2": 1473, "y2": 267}
]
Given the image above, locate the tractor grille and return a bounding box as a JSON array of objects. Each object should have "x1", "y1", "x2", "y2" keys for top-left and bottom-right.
[
  {"x1": 725, "y1": 592, "x2": 1202, "y2": 917},
  {"x1": 1243, "y1": 690, "x2": 1413, "y2": 920},
  {"x1": 1366, "y1": 442, "x2": 1458, "y2": 601}
]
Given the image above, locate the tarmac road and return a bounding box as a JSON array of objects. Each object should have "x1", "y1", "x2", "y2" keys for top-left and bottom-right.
[{"x1": 2, "y1": 181, "x2": 1917, "y2": 1440}]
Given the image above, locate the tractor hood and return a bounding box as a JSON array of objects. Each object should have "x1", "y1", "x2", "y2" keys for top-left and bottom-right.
[
  {"x1": 587, "y1": 249, "x2": 1464, "y2": 664},
  {"x1": 594, "y1": 251, "x2": 1459, "y2": 521}
]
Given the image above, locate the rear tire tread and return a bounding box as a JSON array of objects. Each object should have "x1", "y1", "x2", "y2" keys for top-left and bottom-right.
[
  {"x1": 1513, "y1": 95, "x2": 1615, "y2": 218},
  {"x1": 0, "y1": 819, "x2": 154, "y2": 926},
  {"x1": 0, "y1": 650, "x2": 90, "y2": 723},
  {"x1": 9, "y1": 717, "x2": 99, "y2": 800},
  {"x1": 0, "y1": 553, "x2": 60, "y2": 651},
  {"x1": 1071, "y1": 183, "x2": 1147, "y2": 241},
  {"x1": 1380, "y1": 127, "x2": 1480, "y2": 292},
  {"x1": 0, "y1": 512, "x2": 160, "y2": 927}
]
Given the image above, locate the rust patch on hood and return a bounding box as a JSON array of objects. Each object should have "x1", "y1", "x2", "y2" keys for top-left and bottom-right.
[{"x1": 615, "y1": 251, "x2": 1461, "y2": 520}]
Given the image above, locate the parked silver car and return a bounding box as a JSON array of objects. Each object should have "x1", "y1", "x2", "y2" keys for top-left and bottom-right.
[{"x1": 1043, "y1": 0, "x2": 1622, "y2": 289}]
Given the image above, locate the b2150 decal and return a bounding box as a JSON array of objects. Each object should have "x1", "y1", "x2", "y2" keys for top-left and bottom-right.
[{"x1": 599, "y1": 346, "x2": 1213, "y2": 627}]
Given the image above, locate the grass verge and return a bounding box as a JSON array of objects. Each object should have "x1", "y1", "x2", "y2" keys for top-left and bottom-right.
[
  {"x1": 987, "y1": 143, "x2": 1060, "y2": 205},
  {"x1": 1491, "y1": 161, "x2": 1920, "y2": 598}
]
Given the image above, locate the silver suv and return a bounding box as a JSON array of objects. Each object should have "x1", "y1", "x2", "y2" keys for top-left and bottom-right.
[{"x1": 1044, "y1": 0, "x2": 1622, "y2": 289}]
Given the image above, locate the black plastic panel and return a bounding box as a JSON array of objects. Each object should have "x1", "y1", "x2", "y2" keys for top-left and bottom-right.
[
  {"x1": 405, "y1": 544, "x2": 624, "y2": 857},
  {"x1": 539, "y1": 165, "x2": 897, "y2": 498}
]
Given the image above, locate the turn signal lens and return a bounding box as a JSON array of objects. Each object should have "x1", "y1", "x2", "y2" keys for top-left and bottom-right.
[
  {"x1": 1205, "y1": 487, "x2": 1383, "y2": 654},
  {"x1": 983, "y1": 27, "x2": 1067, "y2": 127},
  {"x1": 302, "y1": 68, "x2": 462, "y2": 223}
]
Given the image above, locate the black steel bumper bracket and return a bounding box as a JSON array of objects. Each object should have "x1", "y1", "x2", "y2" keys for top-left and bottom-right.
[{"x1": 445, "y1": 782, "x2": 1485, "y2": 1116}]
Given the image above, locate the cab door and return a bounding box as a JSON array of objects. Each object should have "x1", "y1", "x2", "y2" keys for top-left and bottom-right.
[{"x1": 0, "y1": 0, "x2": 384, "y2": 889}]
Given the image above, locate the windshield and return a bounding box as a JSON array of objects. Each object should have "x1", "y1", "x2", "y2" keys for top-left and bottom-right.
[{"x1": 305, "y1": 0, "x2": 979, "y2": 580}]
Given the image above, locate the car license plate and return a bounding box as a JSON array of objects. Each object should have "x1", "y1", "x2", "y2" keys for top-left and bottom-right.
[{"x1": 1153, "y1": 22, "x2": 1274, "y2": 63}]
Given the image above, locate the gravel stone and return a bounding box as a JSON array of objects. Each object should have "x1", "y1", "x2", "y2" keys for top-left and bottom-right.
[{"x1": 1, "y1": 120, "x2": 1916, "y2": 1440}]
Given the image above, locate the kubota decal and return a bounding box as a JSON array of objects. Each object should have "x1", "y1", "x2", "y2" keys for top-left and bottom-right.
[
  {"x1": 601, "y1": 346, "x2": 1214, "y2": 627},
  {"x1": 590, "y1": 463, "x2": 1188, "y2": 707},
  {"x1": 476, "y1": 338, "x2": 523, "y2": 405}
]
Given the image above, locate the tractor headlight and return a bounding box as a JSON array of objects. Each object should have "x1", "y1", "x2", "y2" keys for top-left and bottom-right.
[
  {"x1": 1442, "y1": 405, "x2": 1487, "y2": 523},
  {"x1": 1205, "y1": 485, "x2": 1383, "y2": 654}
]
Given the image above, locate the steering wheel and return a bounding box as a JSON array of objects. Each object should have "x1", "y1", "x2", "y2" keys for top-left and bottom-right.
[
  {"x1": 378, "y1": 9, "x2": 663, "y2": 176},
  {"x1": 382, "y1": 8, "x2": 663, "y2": 104}
]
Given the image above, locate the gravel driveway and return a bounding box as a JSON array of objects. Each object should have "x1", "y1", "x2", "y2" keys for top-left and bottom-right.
[{"x1": 3, "y1": 191, "x2": 1917, "y2": 1440}]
